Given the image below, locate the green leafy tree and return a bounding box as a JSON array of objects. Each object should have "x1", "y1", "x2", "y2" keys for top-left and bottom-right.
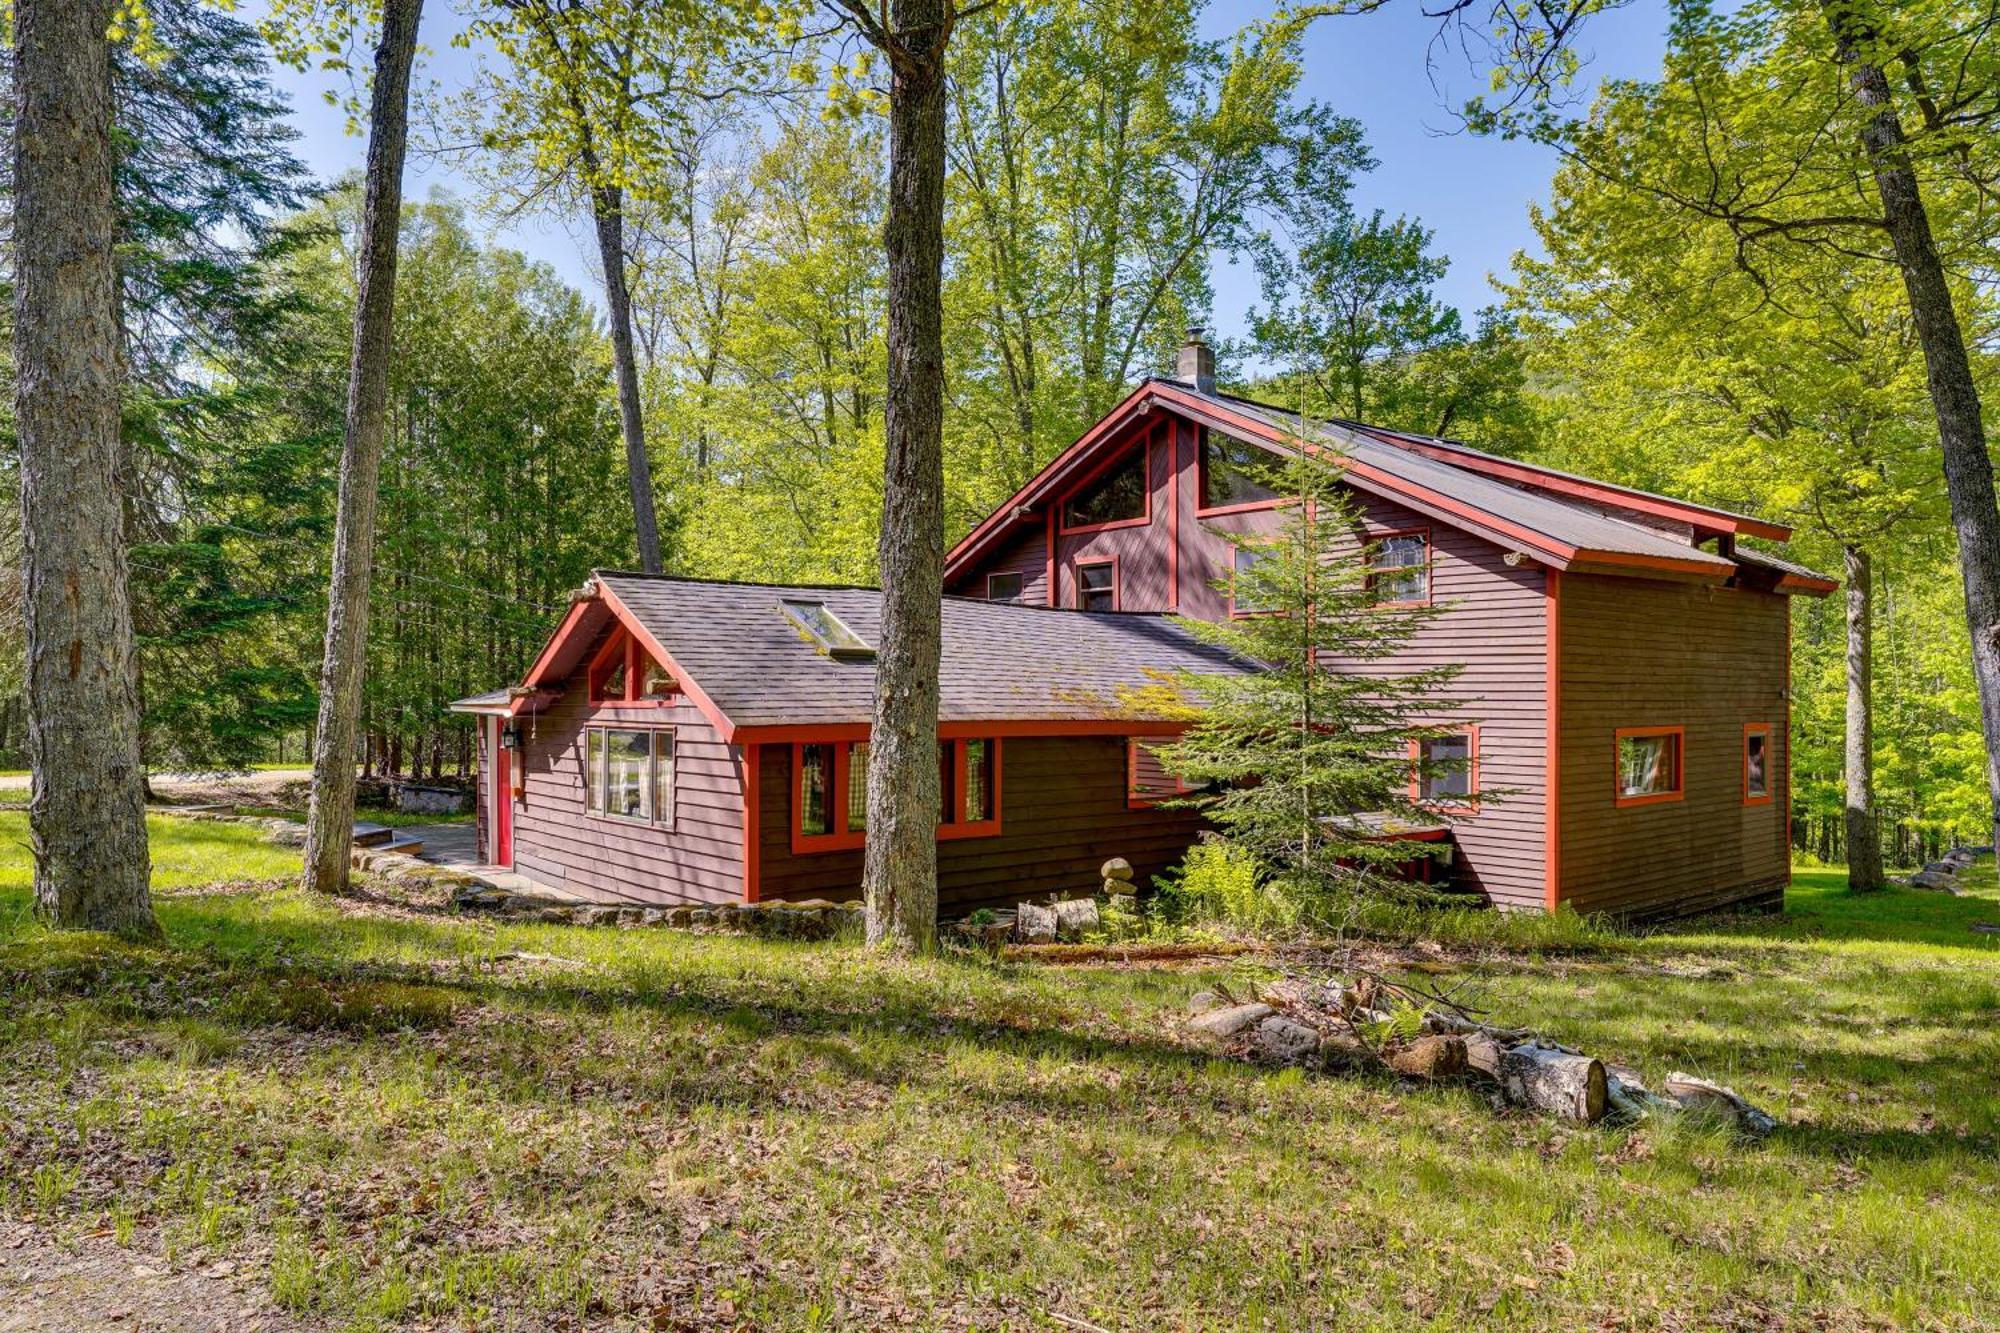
[{"x1": 1147, "y1": 449, "x2": 1465, "y2": 889}]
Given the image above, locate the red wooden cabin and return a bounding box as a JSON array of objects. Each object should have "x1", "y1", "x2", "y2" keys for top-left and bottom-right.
[{"x1": 457, "y1": 334, "x2": 1833, "y2": 919}]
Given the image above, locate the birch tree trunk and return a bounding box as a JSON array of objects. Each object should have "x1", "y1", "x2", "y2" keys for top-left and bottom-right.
[
  {"x1": 1826, "y1": 2, "x2": 2000, "y2": 851},
  {"x1": 861, "y1": 0, "x2": 950, "y2": 954},
  {"x1": 301, "y1": 0, "x2": 424, "y2": 896},
  {"x1": 11, "y1": 0, "x2": 156, "y2": 938},
  {"x1": 1842, "y1": 546, "x2": 1885, "y2": 890},
  {"x1": 588, "y1": 175, "x2": 665, "y2": 573}
]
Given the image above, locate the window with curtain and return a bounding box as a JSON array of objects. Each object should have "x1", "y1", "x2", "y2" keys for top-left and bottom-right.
[{"x1": 585, "y1": 727, "x2": 674, "y2": 825}]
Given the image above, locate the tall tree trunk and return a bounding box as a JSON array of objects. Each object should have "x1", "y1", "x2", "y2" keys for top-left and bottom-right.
[
  {"x1": 301, "y1": 0, "x2": 423, "y2": 896},
  {"x1": 588, "y1": 176, "x2": 664, "y2": 573},
  {"x1": 1843, "y1": 545, "x2": 1885, "y2": 890},
  {"x1": 861, "y1": 0, "x2": 950, "y2": 954},
  {"x1": 1827, "y1": 2, "x2": 2000, "y2": 850},
  {"x1": 11, "y1": 0, "x2": 156, "y2": 938}
]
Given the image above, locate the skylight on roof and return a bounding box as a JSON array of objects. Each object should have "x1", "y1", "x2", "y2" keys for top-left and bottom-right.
[{"x1": 780, "y1": 599, "x2": 875, "y2": 661}]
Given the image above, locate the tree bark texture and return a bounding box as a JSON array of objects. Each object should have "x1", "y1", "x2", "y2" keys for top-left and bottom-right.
[
  {"x1": 301, "y1": 0, "x2": 424, "y2": 896},
  {"x1": 589, "y1": 177, "x2": 665, "y2": 573},
  {"x1": 11, "y1": 0, "x2": 157, "y2": 938},
  {"x1": 861, "y1": 0, "x2": 950, "y2": 954},
  {"x1": 1826, "y1": 2, "x2": 2000, "y2": 850},
  {"x1": 1843, "y1": 546, "x2": 1886, "y2": 890}
]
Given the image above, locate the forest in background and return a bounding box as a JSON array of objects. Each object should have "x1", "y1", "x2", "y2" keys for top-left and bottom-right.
[{"x1": 0, "y1": 0, "x2": 1993, "y2": 859}]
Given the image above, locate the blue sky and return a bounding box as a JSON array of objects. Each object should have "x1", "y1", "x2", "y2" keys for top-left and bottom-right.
[{"x1": 246, "y1": 1, "x2": 1671, "y2": 342}]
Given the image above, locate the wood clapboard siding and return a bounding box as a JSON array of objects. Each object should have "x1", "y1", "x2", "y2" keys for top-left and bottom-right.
[
  {"x1": 510, "y1": 652, "x2": 745, "y2": 905},
  {"x1": 473, "y1": 719, "x2": 489, "y2": 864},
  {"x1": 1556, "y1": 574, "x2": 1790, "y2": 917},
  {"x1": 756, "y1": 735, "x2": 1206, "y2": 914},
  {"x1": 955, "y1": 523, "x2": 1050, "y2": 605}
]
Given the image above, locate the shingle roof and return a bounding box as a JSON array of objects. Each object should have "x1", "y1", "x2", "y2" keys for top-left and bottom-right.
[
  {"x1": 596, "y1": 572, "x2": 1250, "y2": 731},
  {"x1": 1194, "y1": 389, "x2": 1741, "y2": 571}
]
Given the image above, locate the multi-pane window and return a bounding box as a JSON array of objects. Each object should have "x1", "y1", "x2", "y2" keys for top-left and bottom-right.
[
  {"x1": 794, "y1": 737, "x2": 1000, "y2": 852},
  {"x1": 987, "y1": 571, "x2": 1024, "y2": 603},
  {"x1": 584, "y1": 727, "x2": 674, "y2": 826},
  {"x1": 1368, "y1": 532, "x2": 1431, "y2": 605},
  {"x1": 1076, "y1": 560, "x2": 1117, "y2": 613},
  {"x1": 1062, "y1": 450, "x2": 1149, "y2": 529},
  {"x1": 1200, "y1": 431, "x2": 1281, "y2": 511},
  {"x1": 1615, "y1": 728, "x2": 1683, "y2": 807}
]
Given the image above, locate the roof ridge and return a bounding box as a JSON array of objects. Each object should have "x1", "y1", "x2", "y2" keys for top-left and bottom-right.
[{"x1": 594, "y1": 569, "x2": 882, "y2": 594}]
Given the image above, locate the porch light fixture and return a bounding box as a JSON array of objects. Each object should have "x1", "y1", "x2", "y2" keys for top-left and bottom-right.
[{"x1": 780, "y1": 599, "x2": 876, "y2": 662}]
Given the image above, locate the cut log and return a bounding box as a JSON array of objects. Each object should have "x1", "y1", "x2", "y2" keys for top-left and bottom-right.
[
  {"x1": 1386, "y1": 1034, "x2": 1467, "y2": 1080},
  {"x1": 1463, "y1": 1035, "x2": 1505, "y2": 1081},
  {"x1": 1498, "y1": 1043, "x2": 1607, "y2": 1124}
]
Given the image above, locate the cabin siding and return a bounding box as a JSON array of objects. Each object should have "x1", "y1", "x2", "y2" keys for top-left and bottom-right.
[
  {"x1": 474, "y1": 718, "x2": 490, "y2": 863},
  {"x1": 1556, "y1": 574, "x2": 1789, "y2": 918},
  {"x1": 756, "y1": 735, "x2": 1206, "y2": 914},
  {"x1": 510, "y1": 654, "x2": 745, "y2": 904}
]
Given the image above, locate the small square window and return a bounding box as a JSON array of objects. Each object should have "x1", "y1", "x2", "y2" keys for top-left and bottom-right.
[
  {"x1": 987, "y1": 571, "x2": 1024, "y2": 603},
  {"x1": 1416, "y1": 733, "x2": 1475, "y2": 804},
  {"x1": 1077, "y1": 561, "x2": 1116, "y2": 613},
  {"x1": 1615, "y1": 728, "x2": 1684, "y2": 806}
]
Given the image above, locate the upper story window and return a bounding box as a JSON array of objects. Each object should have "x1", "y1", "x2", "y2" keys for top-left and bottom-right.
[
  {"x1": 1076, "y1": 558, "x2": 1117, "y2": 613},
  {"x1": 1200, "y1": 430, "x2": 1282, "y2": 511},
  {"x1": 1229, "y1": 546, "x2": 1275, "y2": 617},
  {"x1": 986, "y1": 571, "x2": 1024, "y2": 603},
  {"x1": 1368, "y1": 531, "x2": 1431, "y2": 606},
  {"x1": 1412, "y1": 731, "x2": 1476, "y2": 807},
  {"x1": 584, "y1": 726, "x2": 674, "y2": 826},
  {"x1": 1615, "y1": 726, "x2": 1684, "y2": 808},
  {"x1": 589, "y1": 628, "x2": 677, "y2": 705},
  {"x1": 1062, "y1": 447, "x2": 1149, "y2": 531}
]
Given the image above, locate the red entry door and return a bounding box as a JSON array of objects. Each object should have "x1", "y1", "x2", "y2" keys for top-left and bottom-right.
[{"x1": 493, "y1": 723, "x2": 514, "y2": 866}]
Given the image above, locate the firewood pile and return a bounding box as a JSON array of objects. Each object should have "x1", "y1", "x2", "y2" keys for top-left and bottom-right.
[{"x1": 1185, "y1": 971, "x2": 1776, "y2": 1137}]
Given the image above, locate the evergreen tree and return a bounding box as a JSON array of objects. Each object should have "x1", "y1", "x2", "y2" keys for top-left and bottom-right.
[{"x1": 1150, "y1": 449, "x2": 1466, "y2": 891}]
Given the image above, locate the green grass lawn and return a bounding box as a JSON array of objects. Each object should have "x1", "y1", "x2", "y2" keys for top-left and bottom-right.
[{"x1": 1, "y1": 822, "x2": 1996, "y2": 1330}]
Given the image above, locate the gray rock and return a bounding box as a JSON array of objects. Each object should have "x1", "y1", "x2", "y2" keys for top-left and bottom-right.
[
  {"x1": 1053, "y1": 897, "x2": 1101, "y2": 941},
  {"x1": 1255, "y1": 1015, "x2": 1323, "y2": 1064},
  {"x1": 1017, "y1": 902, "x2": 1058, "y2": 944},
  {"x1": 1907, "y1": 869, "x2": 1963, "y2": 893},
  {"x1": 1187, "y1": 989, "x2": 1228, "y2": 1015},
  {"x1": 1100, "y1": 857, "x2": 1134, "y2": 883},
  {"x1": 1188, "y1": 1002, "x2": 1272, "y2": 1039}
]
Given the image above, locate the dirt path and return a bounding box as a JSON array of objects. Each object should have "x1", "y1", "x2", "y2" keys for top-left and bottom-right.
[{"x1": 0, "y1": 1224, "x2": 317, "y2": 1332}]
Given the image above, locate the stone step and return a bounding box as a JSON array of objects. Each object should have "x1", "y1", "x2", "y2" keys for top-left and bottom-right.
[
  {"x1": 352, "y1": 823, "x2": 395, "y2": 848},
  {"x1": 379, "y1": 835, "x2": 426, "y2": 857}
]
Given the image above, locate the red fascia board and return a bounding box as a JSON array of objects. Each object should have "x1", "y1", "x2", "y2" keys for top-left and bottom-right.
[
  {"x1": 1358, "y1": 429, "x2": 1793, "y2": 542},
  {"x1": 517, "y1": 597, "x2": 598, "y2": 694},
  {"x1": 729, "y1": 718, "x2": 1189, "y2": 745},
  {"x1": 1776, "y1": 572, "x2": 1839, "y2": 597},
  {"x1": 945, "y1": 383, "x2": 1163, "y2": 580},
  {"x1": 592, "y1": 583, "x2": 740, "y2": 741}
]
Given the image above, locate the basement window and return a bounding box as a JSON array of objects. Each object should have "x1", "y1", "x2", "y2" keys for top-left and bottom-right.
[{"x1": 781, "y1": 599, "x2": 875, "y2": 661}]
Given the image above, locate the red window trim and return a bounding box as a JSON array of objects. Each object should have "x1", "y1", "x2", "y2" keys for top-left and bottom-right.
[
  {"x1": 586, "y1": 627, "x2": 678, "y2": 707},
  {"x1": 790, "y1": 737, "x2": 1003, "y2": 855},
  {"x1": 1058, "y1": 432, "x2": 1154, "y2": 535},
  {"x1": 1613, "y1": 725, "x2": 1685, "y2": 808},
  {"x1": 1194, "y1": 426, "x2": 1289, "y2": 518},
  {"x1": 1743, "y1": 721, "x2": 1774, "y2": 807},
  {"x1": 1408, "y1": 724, "x2": 1481, "y2": 815},
  {"x1": 1073, "y1": 555, "x2": 1120, "y2": 612},
  {"x1": 1366, "y1": 527, "x2": 1433, "y2": 609},
  {"x1": 1126, "y1": 737, "x2": 1193, "y2": 809},
  {"x1": 582, "y1": 722, "x2": 676, "y2": 831}
]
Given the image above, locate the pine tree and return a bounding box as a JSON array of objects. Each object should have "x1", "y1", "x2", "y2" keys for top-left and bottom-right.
[{"x1": 1151, "y1": 449, "x2": 1466, "y2": 891}]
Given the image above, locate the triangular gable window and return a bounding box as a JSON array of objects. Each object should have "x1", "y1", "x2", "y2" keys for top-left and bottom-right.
[{"x1": 589, "y1": 627, "x2": 678, "y2": 704}]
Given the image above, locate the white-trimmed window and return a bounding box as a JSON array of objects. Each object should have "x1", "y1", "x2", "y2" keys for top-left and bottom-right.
[{"x1": 585, "y1": 726, "x2": 675, "y2": 826}]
